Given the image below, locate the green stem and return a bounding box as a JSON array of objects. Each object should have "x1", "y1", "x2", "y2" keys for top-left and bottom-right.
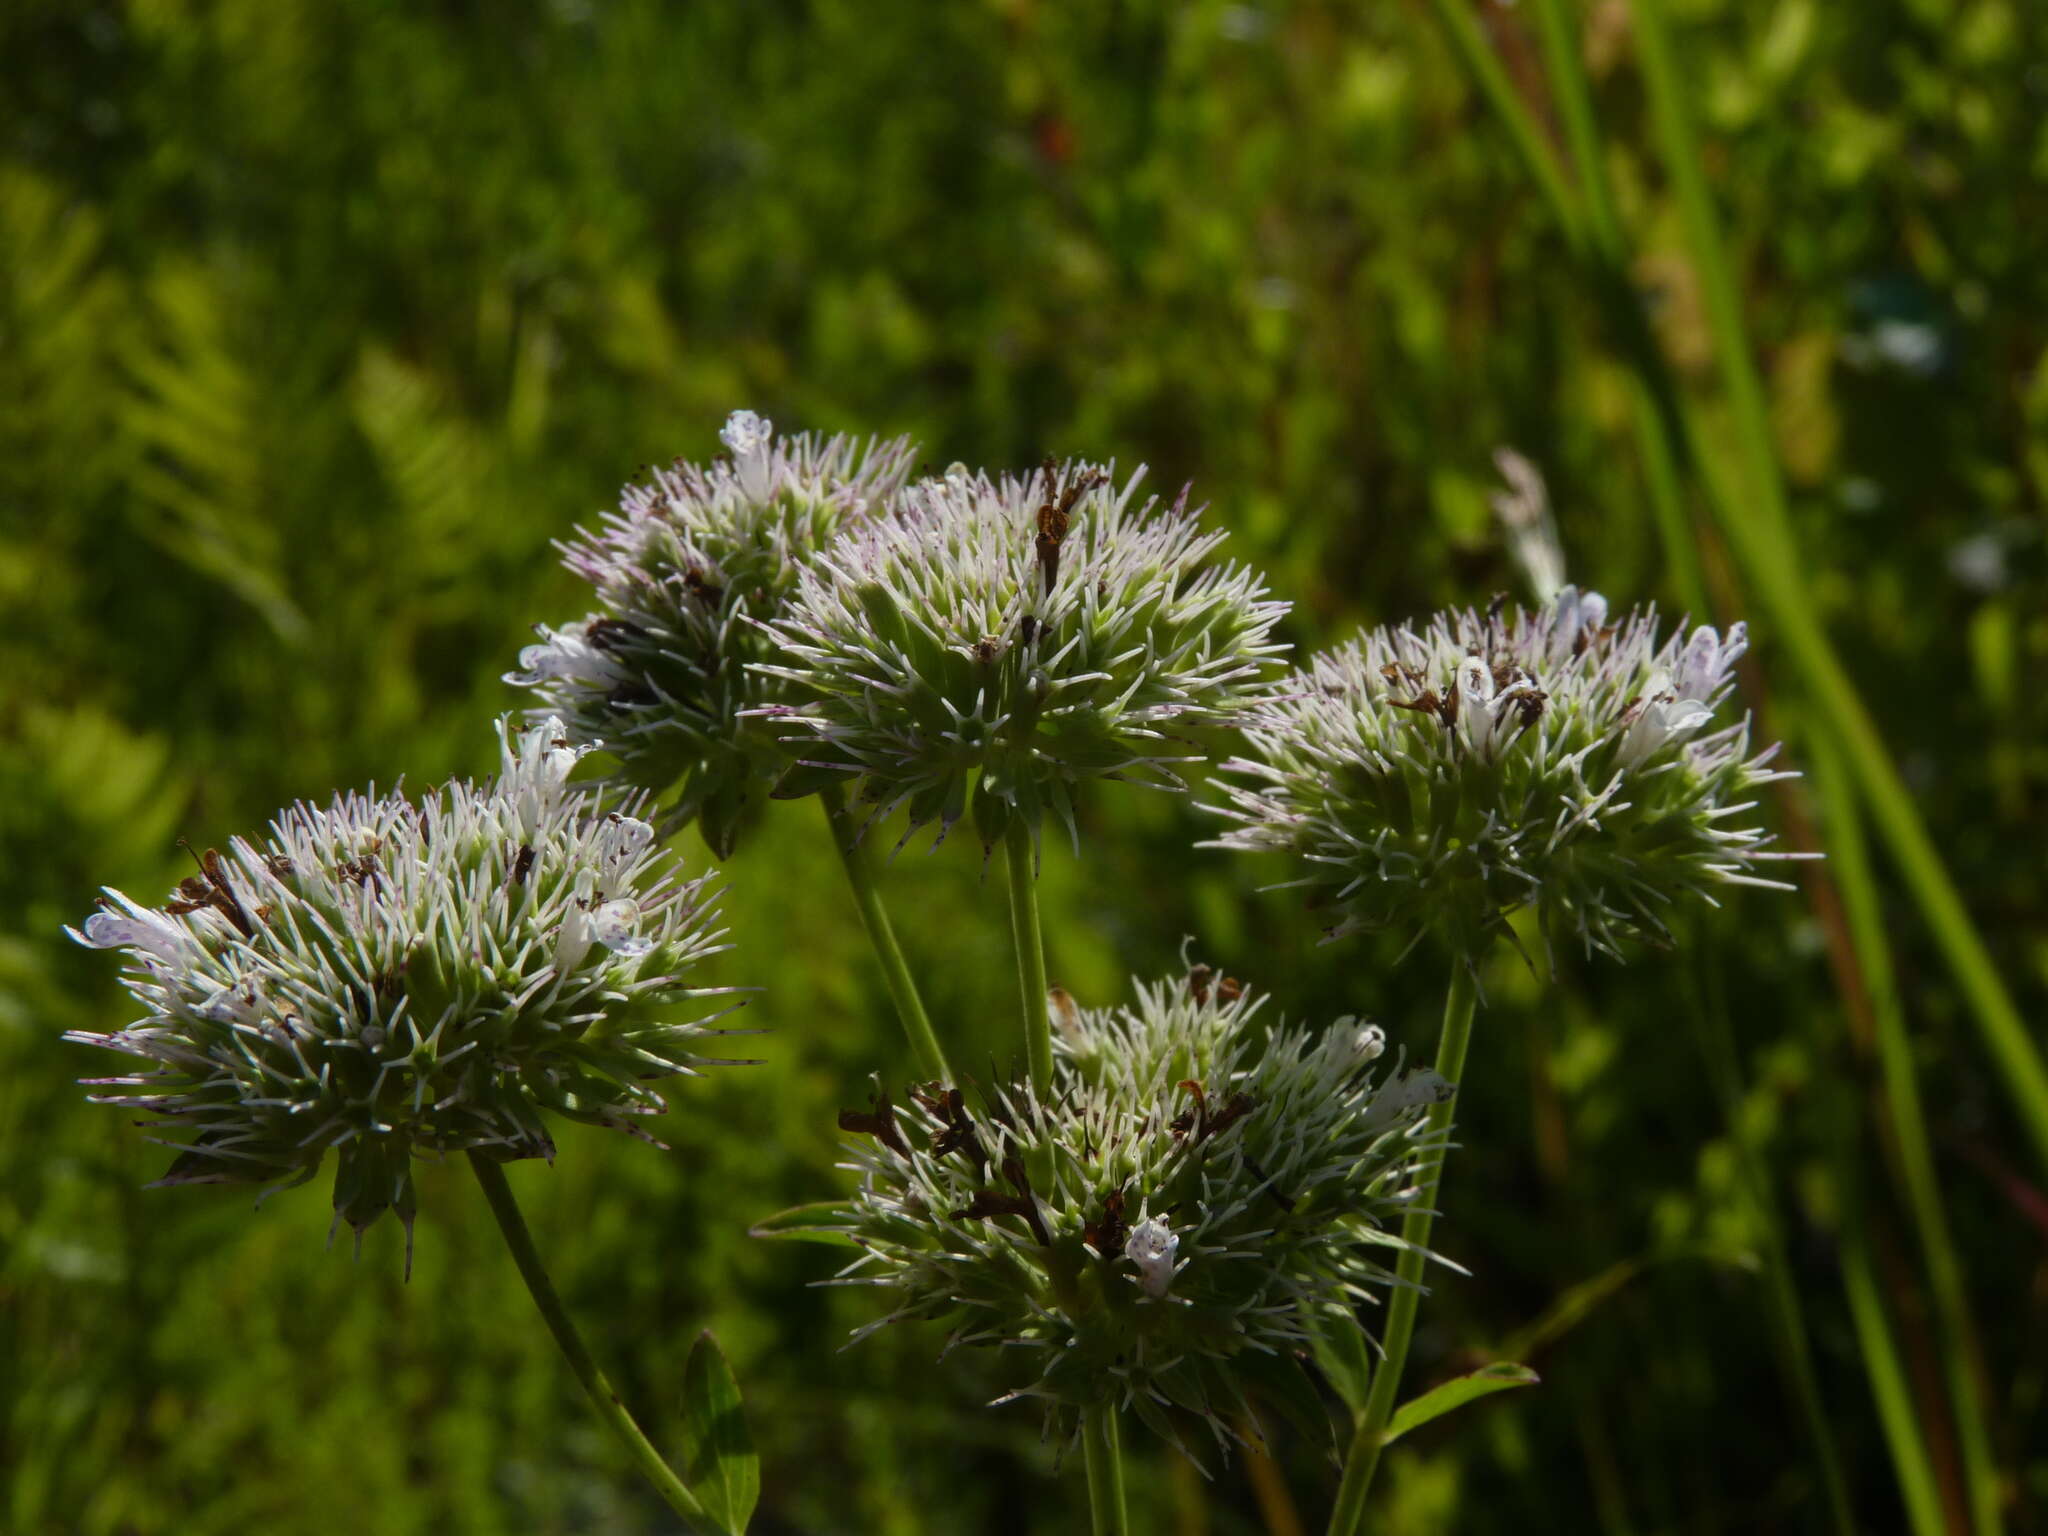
[
  {"x1": 1810, "y1": 731, "x2": 2003, "y2": 1534},
  {"x1": 1523, "y1": 0, "x2": 1715, "y2": 622},
  {"x1": 1084, "y1": 1404, "x2": 1130, "y2": 1535},
  {"x1": 1004, "y1": 815, "x2": 1054, "y2": 1094},
  {"x1": 468, "y1": 1153, "x2": 705, "y2": 1524},
  {"x1": 1421, "y1": 0, "x2": 1583, "y2": 238},
  {"x1": 1689, "y1": 955, "x2": 1859, "y2": 1536},
  {"x1": 819, "y1": 785, "x2": 951, "y2": 1084},
  {"x1": 1840, "y1": 1209, "x2": 1950, "y2": 1536},
  {"x1": 1627, "y1": 0, "x2": 2048, "y2": 1179},
  {"x1": 1326, "y1": 963, "x2": 1479, "y2": 1535}
]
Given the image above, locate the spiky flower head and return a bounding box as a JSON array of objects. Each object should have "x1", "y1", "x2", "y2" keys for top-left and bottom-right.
[
  {"x1": 67, "y1": 717, "x2": 740, "y2": 1266},
  {"x1": 1207, "y1": 587, "x2": 1796, "y2": 960},
  {"x1": 755, "y1": 462, "x2": 1289, "y2": 852},
  {"x1": 510, "y1": 411, "x2": 919, "y2": 857},
  {"x1": 810, "y1": 964, "x2": 1449, "y2": 1456}
]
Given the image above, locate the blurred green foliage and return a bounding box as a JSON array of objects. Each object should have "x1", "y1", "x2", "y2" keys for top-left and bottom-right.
[{"x1": 3, "y1": 0, "x2": 2045, "y2": 1532}]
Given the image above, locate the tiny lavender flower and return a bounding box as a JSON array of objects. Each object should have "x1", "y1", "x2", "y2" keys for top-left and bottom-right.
[
  {"x1": 1206, "y1": 589, "x2": 1797, "y2": 958},
  {"x1": 817, "y1": 964, "x2": 1448, "y2": 1455},
  {"x1": 510, "y1": 411, "x2": 919, "y2": 857},
  {"x1": 67, "y1": 717, "x2": 742, "y2": 1267},
  {"x1": 755, "y1": 462, "x2": 1289, "y2": 851}
]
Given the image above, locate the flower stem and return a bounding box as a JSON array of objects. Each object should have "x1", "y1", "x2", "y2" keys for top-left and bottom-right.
[
  {"x1": 467, "y1": 1152, "x2": 705, "y2": 1523},
  {"x1": 1326, "y1": 963, "x2": 1478, "y2": 1535},
  {"x1": 1084, "y1": 1404, "x2": 1130, "y2": 1536},
  {"x1": 1004, "y1": 815, "x2": 1054, "y2": 1095},
  {"x1": 819, "y1": 784, "x2": 952, "y2": 1084}
]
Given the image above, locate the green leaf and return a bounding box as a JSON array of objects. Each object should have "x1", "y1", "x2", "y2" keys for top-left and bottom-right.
[
  {"x1": 769, "y1": 758, "x2": 852, "y2": 802},
  {"x1": 1383, "y1": 1363, "x2": 1539, "y2": 1446},
  {"x1": 680, "y1": 1332, "x2": 758, "y2": 1536},
  {"x1": 1307, "y1": 1309, "x2": 1375, "y2": 1414},
  {"x1": 748, "y1": 1202, "x2": 860, "y2": 1248}
]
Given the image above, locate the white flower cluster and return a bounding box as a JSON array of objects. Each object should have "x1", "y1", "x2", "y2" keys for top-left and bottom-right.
[
  {"x1": 511, "y1": 412, "x2": 919, "y2": 856},
  {"x1": 810, "y1": 965, "x2": 1448, "y2": 1455},
  {"x1": 68, "y1": 717, "x2": 740, "y2": 1264},
  {"x1": 756, "y1": 462, "x2": 1289, "y2": 850},
  {"x1": 1206, "y1": 588, "x2": 1796, "y2": 958}
]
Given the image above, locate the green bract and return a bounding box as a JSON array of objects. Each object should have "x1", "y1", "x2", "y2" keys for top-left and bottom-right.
[
  {"x1": 1206, "y1": 588, "x2": 1797, "y2": 959},
  {"x1": 68, "y1": 717, "x2": 740, "y2": 1266},
  {"x1": 816, "y1": 965, "x2": 1448, "y2": 1456},
  {"x1": 512, "y1": 410, "x2": 918, "y2": 857},
  {"x1": 755, "y1": 462, "x2": 1288, "y2": 851}
]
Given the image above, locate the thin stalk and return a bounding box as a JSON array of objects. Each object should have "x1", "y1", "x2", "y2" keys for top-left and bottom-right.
[
  {"x1": 1627, "y1": 0, "x2": 2048, "y2": 1178},
  {"x1": 1689, "y1": 956, "x2": 1859, "y2": 1536},
  {"x1": 468, "y1": 1153, "x2": 705, "y2": 1524},
  {"x1": 1421, "y1": 0, "x2": 1583, "y2": 236},
  {"x1": 1841, "y1": 1210, "x2": 1951, "y2": 1536},
  {"x1": 1004, "y1": 816, "x2": 1054, "y2": 1094},
  {"x1": 819, "y1": 785, "x2": 951, "y2": 1083},
  {"x1": 1326, "y1": 963, "x2": 1479, "y2": 1535},
  {"x1": 1524, "y1": 0, "x2": 1715, "y2": 622},
  {"x1": 1084, "y1": 1405, "x2": 1130, "y2": 1536},
  {"x1": 1810, "y1": 731, "x2": 2003, "y2": 1534}
]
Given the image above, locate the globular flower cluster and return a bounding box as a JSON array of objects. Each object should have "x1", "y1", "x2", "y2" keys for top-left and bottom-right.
[
  {"x1": 1206, "y1": 587, "x2": 1795, "y2": 959},
  {"x1": 511, "y1": 411, "x2": 919, "y2": 856},
  {"x1": 817, "y1": 965, "x2": 1450, "y2": 1454},
  {"x1": 68, "y1": 717, "x2": 739, "y2": 1264},
  {"x1": 755, "y1": 462, "x2": 1289, "y2": 850}
]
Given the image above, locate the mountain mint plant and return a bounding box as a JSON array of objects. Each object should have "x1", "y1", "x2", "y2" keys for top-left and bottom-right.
[
  {"x1": 64, "y1": 411, "x2": 1812, "y2": 1534},
  {"x1": 820, "y1": 963, "x2": 1451, "y2": 1459},
  {"x1": 1207, "y1": 587, "x2": 1796, "y2": 960},
  {"x1": 756, "y1": 460, "x2": 1289, "y2": 853},
  {"x1": 68, "y1": 715, "x2": 740, "y2": 1264},
  {"x1": 512, "y1": 411, "x2": 918, "y2": 857},
  {"x1": 68, "y1": 714, "x2": 748, "y2": 1525},
  {"x1": 1205, "y1": 579, "x2": 1803, "y2": 1534}
]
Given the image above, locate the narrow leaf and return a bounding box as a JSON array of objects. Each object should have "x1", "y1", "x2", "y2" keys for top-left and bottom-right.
[
  {"x1": 1383, "y1": 1363, "x2": 1539, "y2": 1446},
  {"x1": 680, "y1": 1332, "x2": 758, "y2": 1536},
  {"x1": 749, "y1": 1202, "x2": 860, "y2": 1248}
]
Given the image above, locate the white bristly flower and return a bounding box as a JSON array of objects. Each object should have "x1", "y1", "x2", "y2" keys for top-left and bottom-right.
[
  {"x1": 786, "y1": 963, "x2": 1448, "y2": 1458},
  {"x1": 754, "y1": 461, "x2": 1289, "y2": 851},
  {"x1": 1205, "y1": 589, "x2": 1800, "y2": 959},
  {"x1": 509, "y1": 411, "x2": 918, "y2": 857},
  {"x1": 67, "y1": 717, "x2": 744, "y2": 1269}
]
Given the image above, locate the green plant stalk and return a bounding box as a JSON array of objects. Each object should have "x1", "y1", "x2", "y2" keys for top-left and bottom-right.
[
  {"x1": 1326, "y1": 963, "x2": 1479, "y2": 1535},
  {"x1": 819, "y1": 784, "x2": 951, "y2": 1083},
  {"x1": 1005, "y1": 816, "x2": 1054, "y2": 1094},
  {"x1": 1688, "y1": 956, "x2": 1859, "y2": 1536},
  {"x1": 1524, "y1": 0, "x2": 1715, "y2": 624},
  {"x1": 1626, "y1": 0, "x2": 2048, "y2": 1179},
  {"x1": 1084, "y1": 1404, "x2": 1130, "y2": 1536},
  {"x1": 1810, "y1": 732, "x2": 2003, "y2": 1534},
  {"x1": 1840, "y1": 1209, "x2": 1950, "y2": 1536},
  {"x1": 1422, "y1": 0, "x2": 1582, "y2": 232},
  {"x1": 468, "y1": 1153, "x2": 706, "y2": 1525}
]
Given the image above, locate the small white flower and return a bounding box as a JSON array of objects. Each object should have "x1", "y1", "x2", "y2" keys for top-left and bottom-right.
[
  {"x1": 720, "y1": 408, "x2": 774, "y2": 459},
  {"x1": 1124, "y1": 1216, "x2": 1178, "y2": 1298}
]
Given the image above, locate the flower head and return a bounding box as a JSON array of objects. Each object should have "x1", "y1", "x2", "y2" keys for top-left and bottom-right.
[
  {"x1": 756, "y1": 462, "x2": 1289, "y2": 851},
  {"x1": 813, "y1": 964, "x2": 1447, "y2": 1455},
  {"x1": 1207, "y1": 588, "x2": 1796, "y2": 959},
  {"x1": 510, "y1": 411, "x2": 919, "y2": 857},
  {"x1": 67, "y1": 718, "x2": 740, "y2": 1267}
]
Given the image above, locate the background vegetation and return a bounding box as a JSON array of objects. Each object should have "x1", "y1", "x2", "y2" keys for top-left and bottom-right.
[{"x1": 4, "y1": 0, "x2": 2045, "y2": 1531}]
